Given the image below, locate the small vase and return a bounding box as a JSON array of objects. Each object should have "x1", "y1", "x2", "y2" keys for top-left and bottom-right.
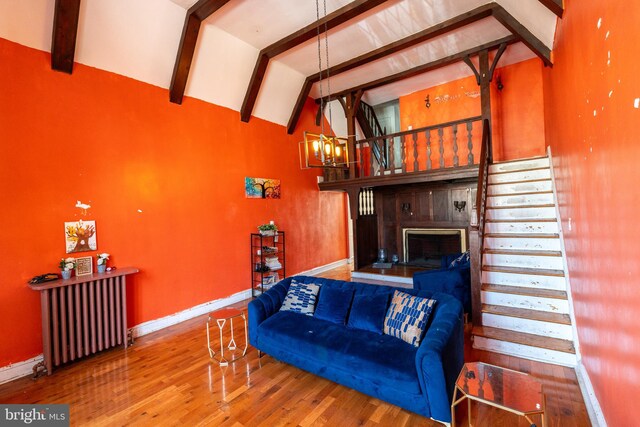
[
  {"x1": 97, "y1": 264, "x2": 106, "y2": 273},
  {"x1": 61, "y1": 270, "x2": 71, "y2": 280}
]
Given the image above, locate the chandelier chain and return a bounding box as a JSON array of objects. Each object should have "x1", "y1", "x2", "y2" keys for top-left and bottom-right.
[{"x1": 315, "y1": 0, "x2": 324, "y2": 136}]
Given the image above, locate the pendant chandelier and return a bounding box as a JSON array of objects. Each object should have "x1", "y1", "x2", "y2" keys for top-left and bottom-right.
[{"x1": 300, "y1": 0, "x2": 349, "y2": 169}]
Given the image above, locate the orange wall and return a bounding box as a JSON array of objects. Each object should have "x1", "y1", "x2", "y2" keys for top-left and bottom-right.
[
  {"x1": 0, "y1": 38, "x2": 348, "y2": 367},
  {"x1": 543, "y1": 2, "x2": 640, "y2": 425},
  {"x1": 399, "y1": 58, "x2": 546, "y2": 162}
]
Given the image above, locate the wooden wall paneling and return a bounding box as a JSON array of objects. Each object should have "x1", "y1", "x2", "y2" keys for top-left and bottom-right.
[
  {"x1": 431, "y1": 189, "x2": 450, "y2": 222},
  {"x1": 356, "y1": 216, "x2": 378, "y2": 268},
  {"x1": 451, "y1": 188, "x2": 470, "y2": 223}
]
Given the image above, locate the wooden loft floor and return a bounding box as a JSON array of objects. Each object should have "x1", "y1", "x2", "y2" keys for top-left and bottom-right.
[{"x1": 0, "y1": 265, "x2": 590, "y2": 426}]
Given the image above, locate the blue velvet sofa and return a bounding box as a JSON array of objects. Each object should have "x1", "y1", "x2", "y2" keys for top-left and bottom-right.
[
  {"x1": 248, "y1": 275, "x2": 464, "y2": 424},
  {"x1": 413, "y1": 253, "x2": 471, "y2": 316}
]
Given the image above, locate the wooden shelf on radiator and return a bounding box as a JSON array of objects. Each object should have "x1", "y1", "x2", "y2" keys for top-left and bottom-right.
[{"x1": 29, "y1": 267, "x2": 139, "y2": 376}]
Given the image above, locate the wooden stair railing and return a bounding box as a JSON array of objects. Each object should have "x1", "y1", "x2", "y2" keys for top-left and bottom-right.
[
  {"x1": 356, "y1": 101, "x2": 388, "y2": 169},
  {"x1": 469, "y1": 119, "x2": 491, "y2": 326}
]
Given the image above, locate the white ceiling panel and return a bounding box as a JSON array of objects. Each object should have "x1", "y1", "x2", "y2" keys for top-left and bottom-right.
[
  {"x1": 75, "y1": 0, "x2": 185, "y2": 89},
  {"x1": 207, "y1": 0, "x2": 355, "y2": 50},
  {"x1": 0, "y1": 0, "x2": 54, "y2": 52},
  {"x1": 362, "y1": 42, "x2": 536, "y2": 107},
  {"x1": 307, "y1": 18, "x2": 511, "y2": 98}
]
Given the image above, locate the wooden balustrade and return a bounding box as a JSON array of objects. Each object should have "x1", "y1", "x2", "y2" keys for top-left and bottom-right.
[{"x1": 347, "y1": 116, "x2": 482, "y2": 182}]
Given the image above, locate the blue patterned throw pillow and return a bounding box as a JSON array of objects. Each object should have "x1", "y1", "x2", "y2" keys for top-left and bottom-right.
[
  {"x1": 280, "y1": 280, "x2": 321, "y2": 316},
  {"x1": 449, "y1": 251, "x2": 470, "y2": 268},
  {"x1": 383, "y1": 290, "x2": 436, "y2": 347}
]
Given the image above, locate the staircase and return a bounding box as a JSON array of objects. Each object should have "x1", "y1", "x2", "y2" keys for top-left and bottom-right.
[
  {"x1": 356, "y1": 101, "x2": 387, "y2": 168},
  {"x1": 472, "y1": 156, "x2": 578, "y2": 366}
]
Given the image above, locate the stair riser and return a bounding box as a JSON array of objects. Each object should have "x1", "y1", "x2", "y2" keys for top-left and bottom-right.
[
  {"x1": 488, "y1": 168, "x2": 551, "y2": 184},
  {"x1": 488, "y1": 158, "x2": 550, "y2": 173},
  {"x1": 482, "y1": 271, "x2": 566, "y2": 290},
  {"x1": 484, "y1": 237, "x2": 561, "y2": 251},
  {"x1": 483, "y1": 253, "x2": 564, "y2": 270},
  {"x1": 481, "y1": 291, "x2": 569, "y2": 313},
  {"x1": 473, "y1": 337, "x2": 577, "y2": 367},
  {"x1": 485, "y1": 221, "x2": 559, "y2": 234},
  {"x1": 486, "y1": 207, "x2": 556, "y2": 221},
  {"x1": 488, "y1": 180, "x2": 553, "y2": 196},
  {"x1": 482, "y1": 313, "x2": 572, "y2": 339},
  {"x1": 487, "y1": 193, "x2": 554, "y2": 207}
]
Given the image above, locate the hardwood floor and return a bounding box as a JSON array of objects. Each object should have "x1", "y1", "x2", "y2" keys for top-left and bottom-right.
[{"x1": 0, "y1": 265, "x2": 590, "y2": 426}]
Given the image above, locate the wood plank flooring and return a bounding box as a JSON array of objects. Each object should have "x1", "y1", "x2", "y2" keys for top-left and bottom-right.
[{"x1": 0, "y1": 265, "x2": 590, "y2": 426}]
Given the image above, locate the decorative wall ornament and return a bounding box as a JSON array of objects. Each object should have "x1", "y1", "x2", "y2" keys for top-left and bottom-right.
[
  {"x1": 65, "y1": 220, "x2": 97, "y2": 253},
  {"x1": 75, "y1": 256, "x2": 93, "y2": 276},
  {"x1": 425, "y1": 94, "x2": 431, "y2": 109},
  {"x1": 245, "y1": 177, "x2": 281, "y2": 199}
]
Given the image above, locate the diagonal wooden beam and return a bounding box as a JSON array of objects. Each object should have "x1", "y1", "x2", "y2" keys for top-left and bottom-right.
[
  {"x1": 538, "y1": 0, "x2": 563, "y2": 18},
  {"x1": 491, "y1": 5, "x2": 552, "y2": 66},
  {"x1": 51, "y1": 0, "x2": 82, "y2": 74},
  {"x1": 317, "y1": 35, "x2": 518, "y2": 103},
  {"x1": 240, "y1": 0, "x2": 389, "y2": 123},
  {"x1": 286, "y1": 3, "x2": 495, "y2": 134},
  {"x1": 170, "y1": 0, "x2": 232, "y2": 105}
]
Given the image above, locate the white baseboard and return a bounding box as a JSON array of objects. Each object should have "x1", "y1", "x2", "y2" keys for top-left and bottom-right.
[
  {"x1": 0, "y1": 355, "x2": 43, "y2": 385},
  {"x1": 295, "y1": 258, "x2": 350, "y2": 277},
  {"x1": 131, "y1": 288, "x2": 252, "y2": 338},
  {"x1": 576, "y1": 361, "x2": 607, "y2": 426},
  {"x1": 0, "y1": 260, "x2": 349, "y2": 385}
]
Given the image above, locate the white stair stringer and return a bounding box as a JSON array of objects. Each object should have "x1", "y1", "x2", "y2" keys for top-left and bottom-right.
[{"x1": 473, "y1": 155, "x2": 578, "y2": 367}]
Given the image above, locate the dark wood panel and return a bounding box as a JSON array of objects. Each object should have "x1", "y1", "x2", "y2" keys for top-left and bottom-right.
[
  {"x1": 169, "y1": 0, "x2": 232, "y2": 104},
  {"x1": 51, "y1": 0, "x2": 82, "y2": 74},
  {"x1": 432, "y1": 189, "x2": 450, "y2": 222},
  {"x1": 356, "y1": 215, "x2": 378, "y2": 269}
]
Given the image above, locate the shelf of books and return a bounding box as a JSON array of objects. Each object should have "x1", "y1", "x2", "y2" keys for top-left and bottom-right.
[{"x1": 250, "y1": 231, "x2": 285, "y2": 297}]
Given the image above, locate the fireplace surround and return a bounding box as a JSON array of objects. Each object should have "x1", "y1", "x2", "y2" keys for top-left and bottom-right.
[{"x1": 403, "y1": 228, "x2": 467, "y2": 268}]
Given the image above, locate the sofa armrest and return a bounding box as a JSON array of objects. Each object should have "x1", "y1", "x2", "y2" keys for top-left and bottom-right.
[
  {"x1": 248, "y1": 281, "x2": 289, "y2": 346},
  {"x1": 415, "y1": 296, "x2": 464, "y2": 423}
]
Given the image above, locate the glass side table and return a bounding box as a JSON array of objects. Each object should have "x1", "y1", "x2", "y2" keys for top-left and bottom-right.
[
  {"x1": 206, "y1": 308, "x2": 248, "y2": 366},
  {"x1": 451, "y1": 362, "x2": 546, "y2": 427}
]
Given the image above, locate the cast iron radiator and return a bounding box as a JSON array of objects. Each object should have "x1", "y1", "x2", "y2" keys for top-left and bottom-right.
[{"x1": 29, "y1": 267, "x2": 139, "y2": 375}]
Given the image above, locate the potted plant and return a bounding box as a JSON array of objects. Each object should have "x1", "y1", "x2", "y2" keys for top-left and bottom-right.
[
  {"x1": 59, "y1": 257, "x2": 76, "y2": 280},
  {"x1": 96, "y1": 253, "x2": 110, "y2": 273},
  {"x1": 258, "y1": 223, "x2": 278, "y2": 236}
]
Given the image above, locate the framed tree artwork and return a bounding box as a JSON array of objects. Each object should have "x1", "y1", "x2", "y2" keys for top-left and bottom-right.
[
  {"x1": 65, "y1": 220, "x2": 97, "y2": 253},
  {"x1": 245, "y1": 177, "x2": 281, "y2": 199}
]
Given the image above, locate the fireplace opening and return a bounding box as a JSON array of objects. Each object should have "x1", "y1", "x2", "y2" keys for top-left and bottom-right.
[{"x1": 403, "y1": 228, "x2": 467, "y2": 268}]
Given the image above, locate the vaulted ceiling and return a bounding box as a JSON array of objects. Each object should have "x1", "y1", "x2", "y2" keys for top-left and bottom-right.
[{"x1": 0, "y1": 0, "x2": 560, "y2": 132}]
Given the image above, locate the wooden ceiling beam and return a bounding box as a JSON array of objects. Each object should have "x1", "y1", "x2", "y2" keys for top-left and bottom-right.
[
  {"x1": 317, "y1": 35, "x2": 518, "y2": 103},
  {"x1": 538, "y1": 0, "x2": 563, "y2": 18},
  {"x1": 240, "y1": 0, "x2": 389, "y2": 123},
  {"x1": 170, "y1": 0, "x2": 232, "y2": 105},
  {"x1": 51, "y1": 0, "x2": 82, "y2": 74},
  {"x1": 491, "y1": 5, "x2": 552, "y2": 66},
  {"x1": 286, "y1": 3, "x2": 496, "y2": 134}
]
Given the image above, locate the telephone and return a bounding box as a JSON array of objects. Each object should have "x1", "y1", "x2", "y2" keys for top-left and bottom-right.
[{"x1": 28, "y1": 273, "x2": 60, "y2": 284}]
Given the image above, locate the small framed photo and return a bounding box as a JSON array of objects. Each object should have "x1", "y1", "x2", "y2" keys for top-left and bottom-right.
[{"x1": 76, "y1": 256, "x2": 93, "y2": 276}]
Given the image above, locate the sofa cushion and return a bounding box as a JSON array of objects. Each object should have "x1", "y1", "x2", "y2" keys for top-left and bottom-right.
[
  {"x1": 384, "y1": 290, "x2": 436, "y2": 347},
  {"x1": 347, "y1": 293, "x2": 389, "y2": 334},
  {"x1": 314, "y1": 286, "x2": 354, "y2": 325},
  {"x1": 449, "y1": 251, "x2": 470, "y2": 268},
  {"x1": 259, "y1": 311, "x2": 421, "y2": 395},
  {"x1": 280, "y1": 280, "x2": 320, "y2": 316}
]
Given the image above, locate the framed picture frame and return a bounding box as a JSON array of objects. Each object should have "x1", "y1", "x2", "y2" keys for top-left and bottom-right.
[{"x1": 76, "y1": 256, "x2": 93, "y2": 276}]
